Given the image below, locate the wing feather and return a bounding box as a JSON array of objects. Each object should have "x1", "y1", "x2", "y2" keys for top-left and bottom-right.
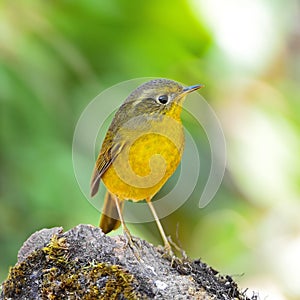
[{"x1": 90, "y1": 133, "x2": 124, "y2": 197}]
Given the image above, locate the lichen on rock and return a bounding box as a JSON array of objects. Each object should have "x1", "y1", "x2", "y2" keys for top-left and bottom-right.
[{"x1": 0, "y1": 224, "x2": 257, "y2": 300}]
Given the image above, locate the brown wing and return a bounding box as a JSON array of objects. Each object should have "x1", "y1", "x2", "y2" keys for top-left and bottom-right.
[
  {"x1": 90, "y1": 133, "x2": 124, "y2": 197},
  {"x1": 90, "y1": 101, "x2": 133, "y2": 197}
]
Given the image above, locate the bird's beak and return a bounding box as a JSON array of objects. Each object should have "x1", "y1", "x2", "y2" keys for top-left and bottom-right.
[
  {"x1": 182, "y1": 84, "x2": 204, "y2": 94},
  {"x1": 175, "y1": 83, "x2": 204, "y2": 105}
]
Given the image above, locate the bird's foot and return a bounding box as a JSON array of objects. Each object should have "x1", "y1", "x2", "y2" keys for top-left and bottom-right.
[
  {"x1": 167, "y1": 236, "x2": 187, "y2": 259},
  {"x1": 122, "y1": 228, "x2": 142, "y2": 261}
]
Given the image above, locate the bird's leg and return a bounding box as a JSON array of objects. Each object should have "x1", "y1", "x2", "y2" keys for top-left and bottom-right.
[
  {"x1": 146, "y1": 198, "x2": 174, "y2": 257},
  {"x1": 113, "y1": 196, "x2": 143, "y2": 261},
  {"x1": 113, "y1": 196, "x2": 134, "y2": 247}
]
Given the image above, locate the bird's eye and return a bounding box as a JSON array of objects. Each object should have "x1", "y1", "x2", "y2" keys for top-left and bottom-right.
[{"x1": 157, "y1": 95, "x2": 169, "y2": 104}]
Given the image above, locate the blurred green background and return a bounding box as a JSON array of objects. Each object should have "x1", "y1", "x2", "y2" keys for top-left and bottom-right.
[{"x1": 1, "y1": 0, "x2": 300, "y2": 299}]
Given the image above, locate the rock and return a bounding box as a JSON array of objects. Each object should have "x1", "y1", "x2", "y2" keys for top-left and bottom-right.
[{"x1": 0, "y1": 224, "x2": 257, "y2": 300}]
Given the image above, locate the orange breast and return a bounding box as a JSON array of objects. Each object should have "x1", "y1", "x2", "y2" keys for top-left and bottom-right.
[{"x1": 102, "y1": 120, "x2": 184, "y2": 201}]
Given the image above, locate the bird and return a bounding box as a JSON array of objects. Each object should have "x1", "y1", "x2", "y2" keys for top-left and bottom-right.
[{"x1": 90, "y1": 78, "x2": 203, "y2": 251}]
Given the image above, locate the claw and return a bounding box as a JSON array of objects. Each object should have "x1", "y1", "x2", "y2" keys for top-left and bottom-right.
[{"x1": 122, "y1": 229, "x2": 142, "y2": 261}]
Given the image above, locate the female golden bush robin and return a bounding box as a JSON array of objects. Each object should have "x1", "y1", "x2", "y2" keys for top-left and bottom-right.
[{"x1": 91, "y1": 78, "x2": 203, "y2": 251}]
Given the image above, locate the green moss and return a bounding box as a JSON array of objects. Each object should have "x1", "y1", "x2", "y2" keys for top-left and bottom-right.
[
  {"x1": 42, "y1": 235, "x2": 69, "y2": 264},
  {"x1": 40, "y1": 261, "x2": 140, "y2": 299},
  {"x1": 2, "y1": 235, "x2": 141, "y2": 299}
]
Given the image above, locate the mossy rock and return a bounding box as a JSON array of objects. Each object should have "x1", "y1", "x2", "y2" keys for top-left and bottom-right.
[{"x1": 0, "y1": 225, "x2": 257, "y2": 300}]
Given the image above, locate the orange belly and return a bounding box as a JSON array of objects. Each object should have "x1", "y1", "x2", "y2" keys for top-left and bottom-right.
[{"x1": 102, "y1": 131, "x2": 184, "y2": 201}]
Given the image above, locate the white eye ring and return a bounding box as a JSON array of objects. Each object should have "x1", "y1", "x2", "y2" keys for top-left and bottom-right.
[{"x1": 157, "y1": 94, "x2": 169, "y2": 104}]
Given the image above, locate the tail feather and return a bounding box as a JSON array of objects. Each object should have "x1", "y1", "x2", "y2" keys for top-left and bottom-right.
[{"x1": 100, "y1": 191, "x2": 123, "y2": 234}]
